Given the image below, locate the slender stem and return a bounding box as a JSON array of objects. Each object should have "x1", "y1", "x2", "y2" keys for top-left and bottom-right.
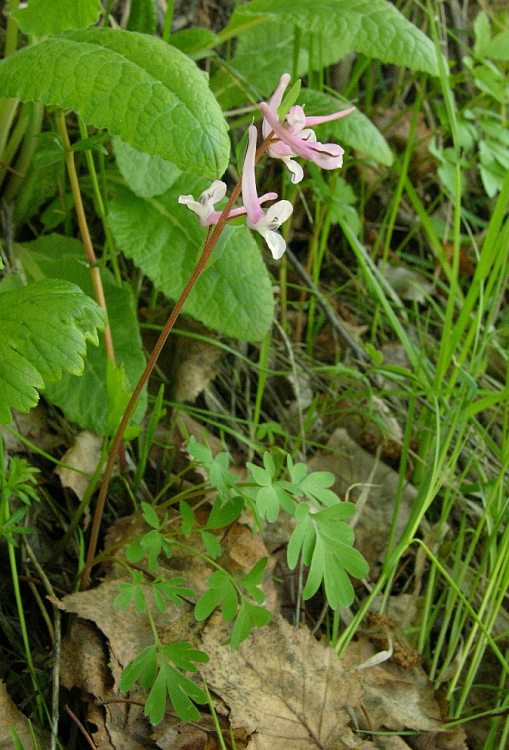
[
  {"x1": 162, "y1": 0, "x2": 174, "y2": 42},
  {"x1": 81, "y1": 137, "x2": 273, "y2": 589},
  {"x1": 56, "y1": 111, "x2": 116, "y2": 364},
  {"x1": 0, "y1": 0, "x2": 20, "y2": 167}
]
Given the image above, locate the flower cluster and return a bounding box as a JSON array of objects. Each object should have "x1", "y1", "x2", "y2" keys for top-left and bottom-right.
[{"x1": 179, "y1": 73, "x2": 354, "y2": 260}]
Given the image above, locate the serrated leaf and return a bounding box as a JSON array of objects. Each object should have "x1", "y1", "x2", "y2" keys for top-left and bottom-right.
[
  {"x1": 224, "y1": 0, "x2": 438, "y2": 76},
  {"x1": 298, "y1": 89, "x2": 393, "y2": 166},
  {"x1": 13, "y1": 0, "x2": 102, "y2": 36},
  {"x1": 113, "y1": 137, "x2": 181, "y2": 198},
  {"x1": 0, "y1": 28, "x2": 229, "y2": 177},
  {"x1": 0, "y1": 278, "x2": 105, "y2": 424},
  {"x1": 108, "y1": 182, "x2": 274, "y2": 341},
  {"x1": 15, "y1": 234, "x2": 146, "y2": 435}
]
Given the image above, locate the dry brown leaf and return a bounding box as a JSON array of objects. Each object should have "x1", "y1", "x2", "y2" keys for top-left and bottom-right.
[
  {"x1": 0, "y1": 680, "x2": 44, "y2": 749},
  {"x1": 308, "y1": 428, "x2": 415, "y2": 566},
  {"x1": 346, "y1": 640, "x2": 444, "y2": 734},
  {"x1": 201, "y1": 613, "x2": 375, "y2": 750},
  {"x1": 56, "y1": 430, "x2": 103, "y2": 500},
  {"x1": 380, "y1": 264, "x2": 434, "y2": 304},
  {"x1": 1, "y1": 405, "x2": 61, "y2": 453},
  {"x1": 170, "y1": 333, "x2": 221, "y2": 403}
]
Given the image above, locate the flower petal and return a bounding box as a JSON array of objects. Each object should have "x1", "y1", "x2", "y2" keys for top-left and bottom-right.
[
  {"x1": 265, "y1": 199, "x2": 293, "y2": 227},
  {"x1": 204, "y1": 180, "x2": 227, "y2": 204},
  {"x1": 258, "y1": 226, "x2": 287, "y2": 260},
  {"x1": 263, "y1": 73, "x2": 291, "y2": 138},
  {"x1": 281, "y1": 156, "x2": 304, "y2": 184},
  {"x1": 309, "y1": 142, "x2": 344, "y2": 169}
]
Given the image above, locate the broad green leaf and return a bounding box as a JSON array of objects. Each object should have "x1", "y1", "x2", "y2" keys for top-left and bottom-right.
[
  {"x1": 108, "y1": 181, "x2": 275, "y2": 341},
  {"x1": 212, "y1": 22, "x2": 350, "y2": 111},
  {"x1": 0, "y1": 279, "x2": 105, "y2": 424},
  {"x1": 16, "y1": 234, "x2": 146, "y2": 435},
  {"x1": 113, "y1": 138, "x2": 181, "y2": 198},
  {"x1": 485, "y1": 32, "x2": 509, "y2": 61},
  {"x1": 223, "y1": 0, "x2": 438, "y2": 76},
  {"x1": 142, "y1": 501, "x2": 160, "y2": 530},
  {"x1": 170, "y1": 28, "x2": 219, "y2": 56},
  {"x1": 205, "y1": 496, "x2": 243, "y2": 529},
  {"x1": 13, "y1": 0, "x2": 102, "y2": 36},
  {"x1": 0, "y1": 28, "x2": 229, "y2": 178},
  {"x1": 298, "y1": 89, "x2": 393, "y2": 166}
]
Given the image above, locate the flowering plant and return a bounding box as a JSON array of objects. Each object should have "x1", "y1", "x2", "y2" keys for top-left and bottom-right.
[{"x1": 179, "y1": 73, "x2": 354, "y2": 260}]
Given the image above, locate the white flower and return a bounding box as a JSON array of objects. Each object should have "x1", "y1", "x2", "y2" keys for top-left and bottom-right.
[{"x1": 178, "y1": 180, "x2": 227, "y2": 226}]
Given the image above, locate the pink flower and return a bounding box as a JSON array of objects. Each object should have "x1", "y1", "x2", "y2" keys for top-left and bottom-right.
[
  {"x1": 261, "y1": 73, "x2": 355, "y2": 184},
  {"x1": 241, "y1": 125, "x2": 293, "y2": 260},
  {"x1": 179, "y1": 180, "x2": 277, "y2": 226}
]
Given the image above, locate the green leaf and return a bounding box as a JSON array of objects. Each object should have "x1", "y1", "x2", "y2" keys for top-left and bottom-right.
[
  {"x1": 212, "y1": 22, "x2": 346, "y2": 111},
  {"x1": 205, "y1": 496, "x2": 243, "y2": 529},
  {"x1": 108, "y1": 182, "x2": 275, "y2": 341},
  {"x1": 16, "y1": 234, "x2": 146, "y2": 435},
  {"x1": 200, "y1": 529, "x2": 223, "y2": 559},
  {"x1": 485, "y1": 32, "x2": 509, "y2": 61},
  {"x1": 170, "y1": 28, "x2": 219, "y2": 56},
  {"x1": 473, "y1": 12, "x2": 491, "y2": 58},
  {"x1": 145, "y1": 665, "x2": 167, "y2": 725},
  {"x1": 113, "y1": 137, "x2": 182, "y2": 198},
  {"x1": 13, "y1": 0, "x2": 102, "y2": 36},
  {"x1": 180, "y1": 500, "x2": 195, "y2": 536},
  {"x1": 0, "y1": 278, "x2": 105, "y2": 424},
  {"x1": 240, "y1": 557, "x2": 268, "y2": 603},
  {"x1": 161, "y1": 642, "x2": 209, "y2": 672},
  {"x1": 163, "y1": 663, "x2": 206, "y2": 723},
  {"x1": 298, "y1": 89, "x2": 393, "y2": 166},
  {"x1": 194, "y1": 570, "x2": 238, "y2": 622},
  {"x1": 142, "y1": 501, "x2": 160, "y2": 530},
  {"x1": 152, "y1": 577, "x2": 195, "y2": 608},
  {"x1": 120, "y1": 645, "x2": 157, "y2": 692},
  {"x1": 223, "y1": 0, "x2": 438, "y2": 76},
  {"x1": 230, "y1": 600, "x2": 272, "y2": 650},
  {"x1": 0, "y1": 28, "x2": 229, "y2": 177}
]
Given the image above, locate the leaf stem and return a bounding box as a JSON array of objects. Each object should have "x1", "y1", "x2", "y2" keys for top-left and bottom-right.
[
  {"x1": 56, "y1": 111, "x2": 116, "y2": 365},
  {"x1": 81, "y1": 136, "x2": 273, "y2": 589}
]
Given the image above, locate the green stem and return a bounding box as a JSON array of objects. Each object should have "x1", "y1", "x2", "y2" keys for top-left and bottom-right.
[
  {"x1": 3, "y1": 101, "x2": 43, "y2": 203},
  {"x1": 162, "y1": 0, "x2": 174, "y2": 43},
  {"x1": 56, "y1": 111, "x2": 116, "y2": 364},
  {"x1": 0, "y1": 0, "x2": 20, "y2": 167}
]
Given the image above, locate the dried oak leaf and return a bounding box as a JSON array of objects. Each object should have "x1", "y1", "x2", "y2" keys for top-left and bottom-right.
[
  {"x1": 0, "y1": 680, "x2": 46, "y2": 749},
  {"x1": 200, "y1": 613, "x2": 375, "y2": 749},
  {"x1": 56, "y1": 430, "x2": 103, "y2": 501}
]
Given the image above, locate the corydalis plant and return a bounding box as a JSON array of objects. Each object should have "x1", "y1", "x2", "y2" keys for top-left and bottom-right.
[
  {"x1": 85, "y1": 74, "x2": 354, "y2": 585},
  {"x1": 179, "y1": 73, "x2": 354, "y2": 259}
]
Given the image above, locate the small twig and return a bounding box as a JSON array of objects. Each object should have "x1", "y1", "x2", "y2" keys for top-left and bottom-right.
[
  {"x1": 64, "y1": 705, "x2": 97, "y2": 749},
  {"x1": 23, "y1": 540, "x2": 62, "y2": 750},
  {"x1": 285, "y1": 246, "x2": 372, "y2": 364}
]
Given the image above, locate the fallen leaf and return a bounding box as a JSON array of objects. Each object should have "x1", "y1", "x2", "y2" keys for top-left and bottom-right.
[
  {"x1": 380, "y1": 264, "x2": 434, "y2": 304},
  {"x1": 0, "y1": 680, "x2": 45, "y2": 749},
  {"x1": 56, "y1": 430, "x2": 103, "y2": 500},
  {"x1": 201, "y1": 613, "x2": 375, "y2": 749}
]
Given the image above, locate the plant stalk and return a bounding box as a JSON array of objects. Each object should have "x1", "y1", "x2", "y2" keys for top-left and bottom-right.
[{"x1": 81, "y1": 137, "x2": 273, "y2": 589}]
